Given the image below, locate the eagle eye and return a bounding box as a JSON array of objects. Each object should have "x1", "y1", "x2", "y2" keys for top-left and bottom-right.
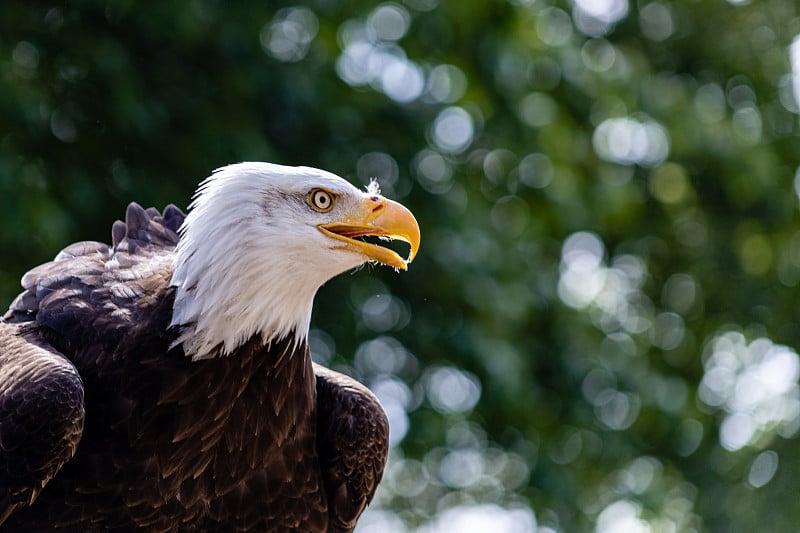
[{"x1": 308, "y1": 189, "x2": 335, "y2": 212}]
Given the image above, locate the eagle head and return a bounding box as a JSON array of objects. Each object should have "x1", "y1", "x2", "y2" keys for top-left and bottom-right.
[{"x1": 169, "y1": 162, "x2": 420, "y2": 360}]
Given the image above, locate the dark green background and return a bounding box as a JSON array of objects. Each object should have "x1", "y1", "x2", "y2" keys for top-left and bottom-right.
[{"x1": 3, "y1": 1, "x2": 800, "y2": 531}]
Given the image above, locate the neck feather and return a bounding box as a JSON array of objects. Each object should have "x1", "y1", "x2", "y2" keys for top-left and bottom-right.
[{"x1": 169, "y1": 215, "x2": 325, "y2": 362}]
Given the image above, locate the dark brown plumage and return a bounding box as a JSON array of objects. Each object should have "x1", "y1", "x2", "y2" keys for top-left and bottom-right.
[{"x1": 0, "y1": 173, "x2": 398, "y2": 532}]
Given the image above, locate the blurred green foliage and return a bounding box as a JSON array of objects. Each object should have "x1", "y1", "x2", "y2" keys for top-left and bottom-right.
[{"x1": 4, "y1": 0, "x2": 800, "y2": 531}]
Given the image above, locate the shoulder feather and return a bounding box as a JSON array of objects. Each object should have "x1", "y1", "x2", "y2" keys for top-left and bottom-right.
[
  {"x1": 112, "y1": 202, "x2": 185, "y2": 255},
  {"x1": 4, "y1": 204, "x2": 186, "y2": 371}
]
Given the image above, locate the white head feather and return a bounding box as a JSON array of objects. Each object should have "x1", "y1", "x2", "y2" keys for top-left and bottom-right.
[{"x1": 170, "y1": 162, "x2": 380, "y2": 360}]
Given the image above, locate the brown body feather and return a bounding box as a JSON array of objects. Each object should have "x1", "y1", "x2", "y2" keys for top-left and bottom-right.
[{"x1": 0, "y1": 203, "x2": 388, "y2": 532}]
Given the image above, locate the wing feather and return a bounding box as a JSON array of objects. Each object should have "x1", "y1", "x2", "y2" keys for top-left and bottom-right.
[
  {"x1": 314, "y1": 363, "x2": 389, "y2": 533},
  {"x1": 0, "y1": 322, "x2": 85, "y2": 526}
]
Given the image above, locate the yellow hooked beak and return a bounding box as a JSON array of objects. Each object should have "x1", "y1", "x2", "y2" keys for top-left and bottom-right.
[{"x1": 318, "y1": 196, "x2": 420, "y2": 270}]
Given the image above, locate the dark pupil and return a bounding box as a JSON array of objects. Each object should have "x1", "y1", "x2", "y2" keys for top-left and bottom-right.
[{"x1": 316, "y1": 192, "x2": 328, "y2": 207}]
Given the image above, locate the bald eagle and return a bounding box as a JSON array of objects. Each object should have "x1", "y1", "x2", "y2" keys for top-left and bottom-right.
[{"x1": 0, "y1": 162, "x2": 420, "y2": 532}]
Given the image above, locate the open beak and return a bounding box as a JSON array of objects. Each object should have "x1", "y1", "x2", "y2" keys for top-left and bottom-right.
[{"x1": 318, "y1": 197, "x2": 420, "y2": 270}]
